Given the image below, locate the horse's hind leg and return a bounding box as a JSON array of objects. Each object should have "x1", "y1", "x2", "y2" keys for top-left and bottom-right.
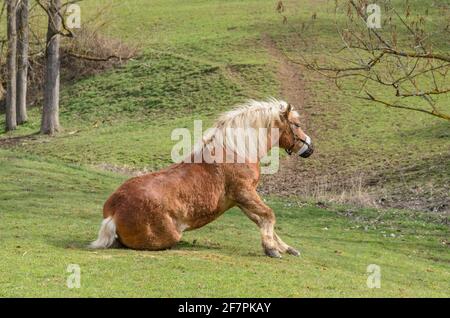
[{"x1": 115, "y1": 212, "x2": 182, "y2": 250}]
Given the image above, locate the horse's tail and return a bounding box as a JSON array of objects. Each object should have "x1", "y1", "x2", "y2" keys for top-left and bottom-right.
[{"x1": 89, "y1": 216, "x2": 117, "y2": 249}]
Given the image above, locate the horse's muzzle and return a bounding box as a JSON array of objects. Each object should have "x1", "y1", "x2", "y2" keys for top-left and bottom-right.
[
  {"x1": 298, "y1": 136, "x2": 314, "y2": 158},
  {"x1": 299, "y1": 142, "x2": 314, "y2": 158}
]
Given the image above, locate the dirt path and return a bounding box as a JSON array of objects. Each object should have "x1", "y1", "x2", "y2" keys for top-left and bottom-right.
[
  {"x1": 263, "y1": 36, "x2": 308, "y2": 120},
  {"x1": 259, "y1": 35, "x2": 327, "y2": 198}
]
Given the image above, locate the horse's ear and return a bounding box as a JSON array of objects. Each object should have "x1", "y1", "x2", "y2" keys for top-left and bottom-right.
[{"x1": 282, "y1": 103, "x2": 292, "y2": 120}]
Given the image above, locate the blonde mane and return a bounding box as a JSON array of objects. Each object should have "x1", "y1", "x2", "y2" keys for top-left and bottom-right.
[
  {"x1": 214, "y1": 98, "x2": 287, "y2": 130},
  {"x1": 193, "y1": 98, "x2": 290, "y2": 162}
]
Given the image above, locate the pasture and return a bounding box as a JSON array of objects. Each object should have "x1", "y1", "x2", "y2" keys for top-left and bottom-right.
[{"x1": 0, "y1": 0, "x2": 449, "y2": 297}]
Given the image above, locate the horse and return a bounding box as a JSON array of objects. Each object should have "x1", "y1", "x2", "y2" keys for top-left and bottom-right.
[{"x1": 90, "y1": 98, "x2": 314, "y2": 258}]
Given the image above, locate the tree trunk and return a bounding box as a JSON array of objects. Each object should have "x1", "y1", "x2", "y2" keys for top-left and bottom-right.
[
  {"x1": 16, "y1": 0, "x2": 29, "y2": 124},
  {"x1": 41, "y1": 0, "x2": 61, "y2": 135},
  {"x1": 5, "y1": 0, "x2": 17, "y2": 132},
  {"x1": 0, "y1": 83, "x2": 5, "y2": 101}
]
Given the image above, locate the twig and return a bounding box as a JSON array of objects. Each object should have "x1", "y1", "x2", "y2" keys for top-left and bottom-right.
[{"x1": 65, "y1": 51, "x2": 133, "y2": 62}]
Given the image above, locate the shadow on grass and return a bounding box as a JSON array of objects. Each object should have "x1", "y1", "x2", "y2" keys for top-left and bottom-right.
[
  {"x1": 175, "y1": 240, "x2": 223, "y2": 251},
  {"x1": 46, "y1": 237, "x2": 92, "y2": 250},
  {"x1": 46, "y1": 236, "x2": 225, "y2": 254},
  {"x1": 0, "y1": 132, "x2": 41, "y2": 147},
  {"x1": 401, "y1": 120, "x2": 450, "y2": 140}
]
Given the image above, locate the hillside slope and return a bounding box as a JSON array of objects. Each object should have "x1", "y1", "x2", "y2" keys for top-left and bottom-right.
[{"x1": 1, "y1": 0, "x2": 448, "y2": 211}]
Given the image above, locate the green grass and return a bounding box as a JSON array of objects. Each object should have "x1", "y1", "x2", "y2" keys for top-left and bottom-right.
[
  {"x1": 0, "y1": 150, "x2": 448, "y2": 297},
  {"x1": 0, "y1": 0, "x2": 449, "y2": 297}
]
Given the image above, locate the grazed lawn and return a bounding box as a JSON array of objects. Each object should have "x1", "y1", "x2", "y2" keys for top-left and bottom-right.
[
  {"x1": 0, "y1": 0, "x2": 449, "y2": 297},
  {"x1": 0, "y1": 150, "x2": 449, "y2": 297}
]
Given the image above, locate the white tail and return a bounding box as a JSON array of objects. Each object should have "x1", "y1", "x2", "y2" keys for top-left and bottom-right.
[{"x1": 89, "y1": 216, "x2": 117, "y2": 249}]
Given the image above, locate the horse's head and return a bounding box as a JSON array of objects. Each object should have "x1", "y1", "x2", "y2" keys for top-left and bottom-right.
[{"x1": 278, "y1": 103, "x2": 314, "y2": 158}]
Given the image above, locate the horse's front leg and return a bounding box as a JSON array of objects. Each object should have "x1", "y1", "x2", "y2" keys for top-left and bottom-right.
[
  {"x1": 236, "y1": 190, "x2": 299, "y2": 258},
  {"x1": 274, "y1": 232, "x2": 300, "y2": 256}
]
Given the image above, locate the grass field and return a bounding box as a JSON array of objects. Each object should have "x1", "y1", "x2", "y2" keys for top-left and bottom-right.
[
  {"x1": 0, "y1": 150, "x2": 448, "y2": 297},
  {"x1": 0, "y1": 0, "x2": 449, "y2": 297}
]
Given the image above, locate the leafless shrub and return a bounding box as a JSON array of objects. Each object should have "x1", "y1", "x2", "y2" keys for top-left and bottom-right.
[
  {"x1": 1, "y1": 29, "x2": 137, "y2": 109},
  {"x1": 1, "y1": 3, "x2": 139, "y2": 110},
  {"x1": 278, "y1": 0, "x2": 450, "y2": 120},
  {"x1": 297, "y1": 173, "x2": 379, "y2": 208},
  {"x1": 61, "y1": 27, "x2": 138, "y2": 81}
]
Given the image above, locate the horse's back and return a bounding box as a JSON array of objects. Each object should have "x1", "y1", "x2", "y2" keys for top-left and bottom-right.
[{"x1": 106, "y1": 163, "x2": 225, "y2": 209}]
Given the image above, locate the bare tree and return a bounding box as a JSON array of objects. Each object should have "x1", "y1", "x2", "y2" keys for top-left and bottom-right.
[
  {"x1": 40, "y1": 0, "x2": 62, "y2": 134},
  {"x1": 279, "y1": 0, "x2": 450, "y2": 121},
  {"x1": 16, "y1": 0, "x2": 29, "y2": 124},
  {"x1": 5, "y1": 0, "x2": 17, "y2": 131}
]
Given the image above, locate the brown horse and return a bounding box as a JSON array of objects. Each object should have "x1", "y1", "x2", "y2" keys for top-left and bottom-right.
[{"x1": 90, "y1": 99, "x2": 314, "y2": 258}]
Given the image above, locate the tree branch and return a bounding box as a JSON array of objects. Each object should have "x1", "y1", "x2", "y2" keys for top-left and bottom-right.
[{"x1": 361, "y1": 92, "x2": 450, "y2": 121}]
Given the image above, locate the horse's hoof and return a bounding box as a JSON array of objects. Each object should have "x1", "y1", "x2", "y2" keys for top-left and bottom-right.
[
  {"x1": 264, "y1": 248, "x2": 282, "y2": 258},
  {"x1": 287, "y1": 247, "x2": 300, "y2": 256}
]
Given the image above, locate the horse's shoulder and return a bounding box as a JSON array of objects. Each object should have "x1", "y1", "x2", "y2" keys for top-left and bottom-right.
[{"x1": 224, "y1": 163, "x2": 260, "y2": 188}]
